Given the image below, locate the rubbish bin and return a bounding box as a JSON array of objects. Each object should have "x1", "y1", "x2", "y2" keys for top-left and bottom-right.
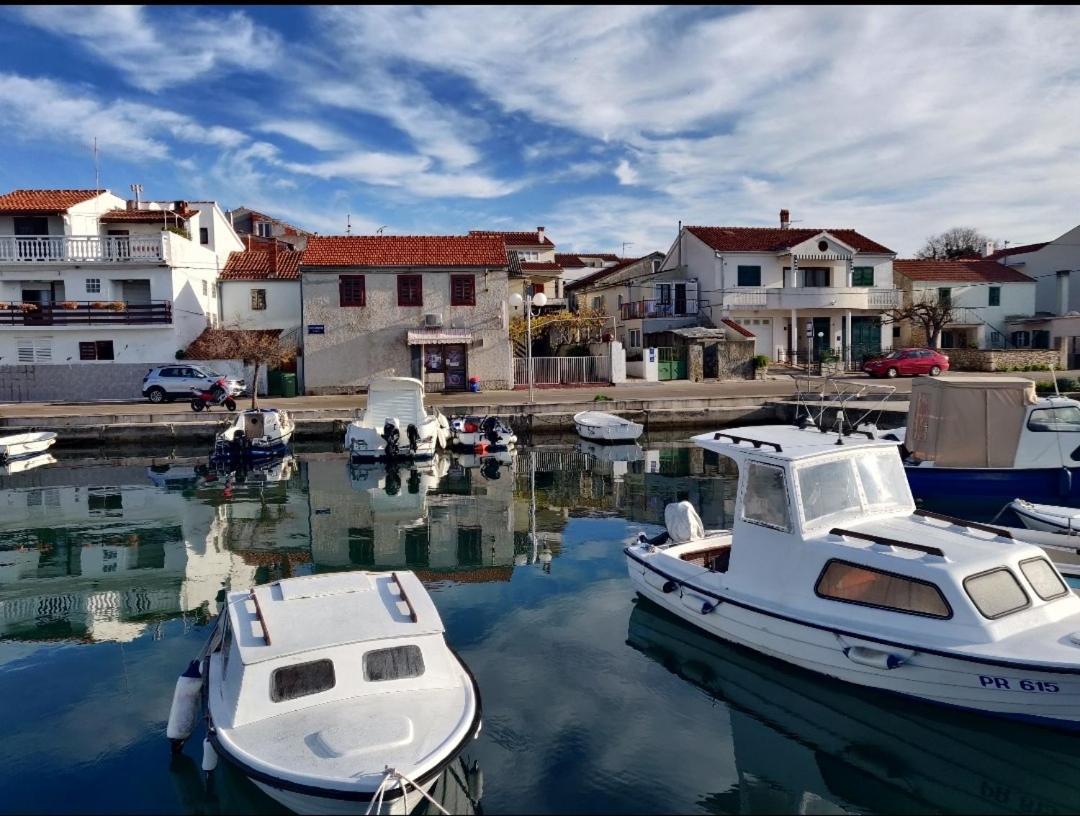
[
  {"x1": 280, "y1": 373, "x2": 298, "y2": 398},
  {"x1": 468, "y1": 376, "x2": 480, "y2": 393},
  {"x1": 267, "y1": 370, "x2": 284, "y2": 397}
]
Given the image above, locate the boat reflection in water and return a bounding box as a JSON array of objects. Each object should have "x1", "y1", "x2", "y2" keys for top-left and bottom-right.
[{"x1": 627, "y1": 598, "x2": 1080, "y2": 815}]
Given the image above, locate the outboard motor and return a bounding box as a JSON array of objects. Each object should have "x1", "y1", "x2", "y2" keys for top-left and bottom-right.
[
  {"x1": 408, "y1": 469, "x2": 421, "y2": 494},
  {"x1": 406, "y1": 423, "x2": 421, "y2": 452},
  {"x1": 481, "y1": 416, "x2": 501, "y2": 445},
  {"x1": 384, "y1": 464, "x2": 402, "y2": 495},
  {"x1": 382, "y1": 417, "x2": 401, "y2": 458}
]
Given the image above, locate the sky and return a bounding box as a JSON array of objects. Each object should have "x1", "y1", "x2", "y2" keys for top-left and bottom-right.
[{"x1": 0, "y1": 5, "x2": 1078, "y2": 256}]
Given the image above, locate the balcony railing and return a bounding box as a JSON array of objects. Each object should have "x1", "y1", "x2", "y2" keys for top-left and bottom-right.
[
  {"x1": 0, "y1": 235, "x2": 166, "y2": 264},
  {"x1": 946, "y1": 306, "x2": 983, "y2": 325},
  {"x1": 721, "y1": 287, "x2": 900, "y2": 311},
  {"x1": 0, "y1": 300, "x2": 173, "y2": 326},
  {"x1": 620, "y1": 299, "x2": 700, "y2": 320}
]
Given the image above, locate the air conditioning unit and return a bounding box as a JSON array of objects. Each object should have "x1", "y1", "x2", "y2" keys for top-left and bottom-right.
[{"x1": 424, "y1": 313, "x2": 443, "y2": 328}]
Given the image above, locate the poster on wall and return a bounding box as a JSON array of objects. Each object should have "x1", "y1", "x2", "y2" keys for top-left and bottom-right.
[{"x1": 425, "y1": 349, "x2": 443, "y2": 372}]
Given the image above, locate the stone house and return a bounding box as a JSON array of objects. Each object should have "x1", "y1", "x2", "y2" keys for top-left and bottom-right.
[
  {"x1": 299, "y1": 234, "x2": 513, "y2": 394},
  {"x1": 226, "y1": 207, "x2": 313, "y2": 250}
]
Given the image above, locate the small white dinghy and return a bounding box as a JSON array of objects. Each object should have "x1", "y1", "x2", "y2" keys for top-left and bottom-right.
[
  {"x1": 0, "y1": 452, "x2": 56, "y2": 477},
  {"x1": 0, "y1": 431, "x2": 57, "y2": 462},
  {"x1": 166, "y1": 570, "x2": 481, "y2": 815},
  {"x1": 573, "y1": 411, "x2": 643, "y2": 443},
  {"x1": 1011, "y1": 499, "x2": 1080, "y2": 536},
  {"x1": 346, "y1": 377, "x2": 449, "y2": 461},
  {"x1": 213, "y1": 408, "x2": 294, "y2": 461}
]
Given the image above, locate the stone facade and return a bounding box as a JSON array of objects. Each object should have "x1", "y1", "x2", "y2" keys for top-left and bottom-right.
[
  {"x1": 943, "y1": 347, "x2": 1063, "y2": 372},
  {"x1": 301, "y1": 268, "x2": 513, "y2": 394},
  {"x1": 688, "y1": 338, "x2": 756, "y2": 381}
]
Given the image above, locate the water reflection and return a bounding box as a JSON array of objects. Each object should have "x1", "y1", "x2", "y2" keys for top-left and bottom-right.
[{"x1": 628, "y1": 598, "x2": 1080, "y2": 815}]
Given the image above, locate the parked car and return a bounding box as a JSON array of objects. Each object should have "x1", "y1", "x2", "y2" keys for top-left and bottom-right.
[
  {"x1": 863, "y1": 348, "x2": 950, "y2": 378},
  {"x1": 142, "y1": 365, "x2": 246, "y2": 403}
]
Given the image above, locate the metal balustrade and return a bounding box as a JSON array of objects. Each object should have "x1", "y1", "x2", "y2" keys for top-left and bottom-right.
[
  {"x1": 0, "y1": 234, "x2": 166, "y2": 263},
  {"x1": 513, "y1": 355, "x2": 611, "y2": 386}
]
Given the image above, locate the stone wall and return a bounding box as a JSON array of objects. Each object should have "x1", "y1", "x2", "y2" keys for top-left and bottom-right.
[
  {"x1": 689, "y1": 338, "x2": 755, "y2": 381},
  {"x1": 943, "y1": 347, "x2": 1063, "y2": 372},
  {"x1": 0, "y1": 363, "x2": 158, "y2": 402}
]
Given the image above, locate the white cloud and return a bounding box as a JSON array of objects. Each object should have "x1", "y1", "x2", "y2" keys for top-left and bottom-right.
[
  {"x1": 256, "y1": 120, "x2": 353, "y2": 152},
  {"x1": 614, "y1": 159, "x2": 638, "y2": 186},
  {"x1": 14, "y1": 6, "x2": 281, "y2": 92}
]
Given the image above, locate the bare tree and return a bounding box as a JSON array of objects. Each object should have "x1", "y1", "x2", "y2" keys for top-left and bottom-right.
[
  {"x1": 916, "y1": 227, "x2": 992, "y2": 260},
  {"x1": 185, "y1": 329, "x2": 297, "y2": 409},
  {"x1": 883, "y1": 294, "x2": 955, "y2": 349}
]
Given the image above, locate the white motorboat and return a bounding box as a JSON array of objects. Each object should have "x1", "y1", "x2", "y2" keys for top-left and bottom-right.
[
  {"x1": 1011, "y1": 499, "x2": 1080, "y2": 535},
  {"x1": 214, "y1": 408, "x2": 294, "y2": 461},
  {"x1": 346, "y1": 377, "x2": 449, "y2": 461},
  {"x1": 626, "y1": 424, "x2": 1080, "y2": 730},
  {"x1": 166, "y1": 570, "x2": 481, "y2": 815},
  {"x1": 573, "y1": 410, "x2": 643, "y2": 443},
  {"x1": 0, "y1": 452, "x2": 55, "y2": 477},
  {"x1": 448, "y1": 415, "x2": 517, "y2": 451},
  {"x1": 0, "y1": 431, "x2": 57, "y2": 462}
]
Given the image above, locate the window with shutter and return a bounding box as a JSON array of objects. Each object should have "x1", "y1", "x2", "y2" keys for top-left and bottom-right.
[
  {"x1": 450, "y1": 274, "x2": 475, "y2": 306},
  {"x1": 339, "y1": 275, "x2": 365, "y2": 307},
  {"x1": 397, "y1": 275, "x2": 423, "y2": 306},
  {"x1": 737, "y1": 266, "x2": 762, "y2": 287},
  {"x1": 852, "y1": 266, "x2": 874, "y2": 286}
]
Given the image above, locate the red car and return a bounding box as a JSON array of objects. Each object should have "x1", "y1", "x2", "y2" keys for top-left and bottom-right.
[{"x1": 863, "y1": 348, "x2": 950, "y2": 378}]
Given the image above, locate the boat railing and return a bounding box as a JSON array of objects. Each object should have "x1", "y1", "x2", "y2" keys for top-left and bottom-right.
[
  {"x1": 829, "y1": 527, "x2": 945, "y2": 558},
  {"x1": 250, "y1": 590, "x2": 272, "y2": 644},
  {"x1": 914, "y1": 508, "x2": 1013, "y2": 539},
  {"x1": 787, "y1": 374, "x2": 898, "y2": 439},
  {"x1": 711, "y1": 431, "x2": 783, "y2": 452},
  {"x1": 392, "y1": 571, "x2": 418, "y2": 623}
]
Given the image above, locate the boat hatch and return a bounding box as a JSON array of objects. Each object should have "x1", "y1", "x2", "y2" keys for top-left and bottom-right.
[{"x1": 276, "y1": 572, "x2": 373, "y2": 601}]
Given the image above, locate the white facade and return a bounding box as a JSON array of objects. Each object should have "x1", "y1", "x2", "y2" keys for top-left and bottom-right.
[
  {"x1": 220, "y1": 280, "x2": 300, "y2": 331},
  {"x1": 993, "y1": 225, "x2": 1080, "y2": 316},
  {"x1": 905, "y1": 279, "x2": 1035, "y2": 349},
  {"x1": 0, "y1": 191, "x2": 242, "y2": 365}
]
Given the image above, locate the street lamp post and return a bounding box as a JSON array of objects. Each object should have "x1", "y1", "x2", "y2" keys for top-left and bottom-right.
[{"x1": 510, "y1": 286, "x2": 548, "y2": 404}]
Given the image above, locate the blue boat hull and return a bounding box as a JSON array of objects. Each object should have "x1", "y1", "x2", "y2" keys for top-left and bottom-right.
[{"x1": 905, "y1": 464, "x2": 1080, "y2": 501}]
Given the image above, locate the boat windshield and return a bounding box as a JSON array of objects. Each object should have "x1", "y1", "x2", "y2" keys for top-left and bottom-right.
[{"x1": 796, "y1": 450, "x2": 912, "y2": 527}]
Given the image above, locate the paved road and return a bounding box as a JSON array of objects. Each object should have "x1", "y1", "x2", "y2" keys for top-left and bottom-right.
[{"x1": 0, "y1": 370, "x2": 1067, "y2": 419}]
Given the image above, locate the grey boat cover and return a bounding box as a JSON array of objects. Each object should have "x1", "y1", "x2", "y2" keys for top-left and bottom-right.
[{"x1": 906, "y1": 376, "x2": 1035, "y2": 467}]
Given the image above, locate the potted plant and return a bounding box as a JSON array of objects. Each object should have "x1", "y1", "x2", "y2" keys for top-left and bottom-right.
[
  {"x1": 20, "y1": 302, "x2": 39, "y2": 312},
  {"x1": 752, "y1": 354, "x2": 770, "y2": 379},
  {"x1": 57, "y1": 301, "x2": 80, "y2": 310}
]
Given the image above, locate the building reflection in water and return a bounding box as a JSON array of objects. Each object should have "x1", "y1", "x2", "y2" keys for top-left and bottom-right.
[{"x1": 0, "y1": 443, "x2": 738, "y2": 644}]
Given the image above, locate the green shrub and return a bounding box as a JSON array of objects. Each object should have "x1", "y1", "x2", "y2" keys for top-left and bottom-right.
[
  {"x1": 753, "y1": 354, "x2": 770, "y2": 369},
  {"x1": 1058, "y1": 377, "x2": 1078, "y2": 393},
  {"x1": 593, "y1": 394, "x2": 613, "y2": 402},
  {"x1": 1035, "y1": 380, "x2": 1056, "y2": 392}
]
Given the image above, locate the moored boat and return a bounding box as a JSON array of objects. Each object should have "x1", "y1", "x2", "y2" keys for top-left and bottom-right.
[
  {"x1": 626, "y1": 424, "x2": 1080, "y2": 730},
  {"x1": 0, "y1": 452, "x2": 55, "y2": 476},
  {"x1": 166, "y1": 570, "x2": 481, "y2": 814},
  {"x1": 0, "y1": 431, "x2": 57, "y2": 462},
  {"x1": 213, "y1": 408, "x2": 294, "y2": 461},
  {"x1": 345, "y1": 377, "x2": 448, "y2": 461},
  {"x1": 448, "y1": 415, "x2": 517, "y2": 451},
  {"x1": 573, "y1": 410, "x2": 643, "y2": 443}
]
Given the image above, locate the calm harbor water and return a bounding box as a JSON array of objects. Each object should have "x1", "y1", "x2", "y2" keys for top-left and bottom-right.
[{"x1": 3, "y1": 440, "x2": 1080, "y2": 815}]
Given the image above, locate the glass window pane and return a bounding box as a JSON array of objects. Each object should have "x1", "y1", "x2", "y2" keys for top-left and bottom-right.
[
  {"x1": 271, "y1": 659, "x2": 336, "y2": 702},
  {"x1": 965, "y1": 569, "x2": 1029, "y2": 619},
  {"x1": 816, "y1": 560, "x2": 951, "y2": 618},
  {"x1": 1028, "y1": 406, "x2": 1080, "y2": 432},
  {"x1": 742, "y1": 462, "x2": 791, "y2": 531},
  {"x1": 856, "y1": 451, "x2": 911, "y2": 508},
  {"x1": 1020, "y1": 558, "x2": 1068, "y2": 601},
  {"x1": 363, "y1": 645, "x2": 425, "y2": 681},
  {"x1": 797, "y1": 459, "x2": 861, "y2": 524}
]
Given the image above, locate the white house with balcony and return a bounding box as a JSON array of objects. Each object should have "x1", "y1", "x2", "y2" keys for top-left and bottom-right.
[
  {"x1": 650, "y1": 210, "x2": 899, "y2": 363},
  {"x1": 0, "y1": 188, "x2": 242, "y2": 400},
  {"x1": 892, "y1": 259, "x2": 1036, "y2": 350}
]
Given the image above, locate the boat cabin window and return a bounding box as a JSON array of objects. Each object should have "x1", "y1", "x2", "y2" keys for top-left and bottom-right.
[
  {"x1": 855, "y1": 451, "x2": 911, "y2": 509},
  {"x1": 363, "y1": 645, "x2": 425, "y2": 682},
  {"x1": 796, "y1": 460, "x2": 861, "y2": 525},
  {"x1": 1019, "y1": 557, "x2": 1069, "y2": 601},
  {"x1": 964, "y1": 568, "x2": 1030, "y2": 619},
  {"x1": 1027, "y1": 406, "x2": 1080, "y2": 432},
  {"x1": 270, "y1": 658, "x2": 336, "y2": 702},
  {"x1": 815, "y1": 560, "x2": 951, "y2": 619},
  {"x1": 741, "y1": 462, "x2": 791, "y2": 532}
]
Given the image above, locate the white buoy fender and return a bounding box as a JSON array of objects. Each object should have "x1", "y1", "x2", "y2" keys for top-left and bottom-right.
[
  {"x1": 202, "y1": 737, "x2": 218, "y2": 772},
  {"x1": 166, "y1": 660, "x2": 203, "y2": 742}
]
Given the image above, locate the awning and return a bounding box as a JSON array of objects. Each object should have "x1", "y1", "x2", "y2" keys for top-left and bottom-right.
[{"x1": 407, "y1": 328, "x2": 474, "y2": 345}]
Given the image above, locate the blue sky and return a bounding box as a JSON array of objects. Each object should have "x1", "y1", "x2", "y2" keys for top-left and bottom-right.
[{"x1": 1, "y1": 5, "x2": 1078, "y2": 255}]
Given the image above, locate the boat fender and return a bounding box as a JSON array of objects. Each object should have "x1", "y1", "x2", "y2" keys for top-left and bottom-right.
[
  {"x1": 166, "y1": 660, "x2": 203, "y2": 749},
  {"x1": 201, "y1": 737, "x2": 218, "y2": 773},
  {"x1": 680, "y1": 589, "x2": 716, "y2": 615},
  {"x1": 843, "y1": 646, "x2": 907, "y2": 670},
  {"x1": 643, "y1": 570, "x2": 673, "y2": 592}
]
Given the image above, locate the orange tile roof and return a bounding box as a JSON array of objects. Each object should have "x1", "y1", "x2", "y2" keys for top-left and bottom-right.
[
  {"x1": 302, "y1": 235, "x2": 508, "y2": 268},
  {"x1": 893, "y1": 258, "x2": 1035, "y2": 283},
  {"x1": 220, "y1": 249, "x2": 302, "y2": 280},
  {"x1": 985, "y1": 241, "x2": 1049, "y2": 260},
  {"x1": 519, "y1": 261, "x2": 563, "y2": 272},
  {"x1": 0, "y1": 189, "x2": 104, "y2": 214},
  {"x1": 469, "y1": 229, "x2": 554, "y2": 248},
  {"x1": 687, "y1": 225, "x2": 893, "y2": 255}
]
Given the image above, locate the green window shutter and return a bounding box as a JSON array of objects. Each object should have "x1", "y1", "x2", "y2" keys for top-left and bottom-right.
[
  {"x1": 989, "y1": 286, "x2": 1000, "y2": 306},
  {"x1": 737, "y1": 265, "x2": 761, "y2": 286},
  {"x1": 852, "y1": 266, "x2": 874, "y2": 286}
]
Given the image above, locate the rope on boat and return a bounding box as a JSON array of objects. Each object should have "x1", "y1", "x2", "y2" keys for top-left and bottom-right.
[{"x1": 366, "y1": 766, "x2": 450, "y2": 816}]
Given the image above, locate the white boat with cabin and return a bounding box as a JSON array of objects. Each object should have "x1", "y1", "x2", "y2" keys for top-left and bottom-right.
[
  {"x1": 346, "y1": 378, "x2": 449, "y2": 461},
  {"x1": 573, "y1": 411, "x2": 643, "y2": 443},
  {"x1": 626, "y1": 424, "x2": 1080, "y2": 730},
  {"x1": 168, "y1": 570, "x2": 481, "y2": 814},
  {"x1": 213, "y1": 408, "x2": 294, "y2": 460},
  {"x1": 0, "y1": 431, "x2": 57, "y2": 462}
]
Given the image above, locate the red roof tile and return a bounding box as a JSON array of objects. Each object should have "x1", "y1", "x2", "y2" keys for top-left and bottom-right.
[
  {"x1": 555, "y1": 252, "x2": 621, "y2": 267},
  {"x1": 893, "y1": 259, "x2": 1035, "y2": 283},
  {"x1": 565, "y1": 255, "x2": 648, "y2": 291},
  {"x1": 302, "y1": 235, "x2": 508, "y2": 268},
  {"x1": 99, "y1": 207, "x2": 197, "y2": 223},
  {"x1": 985, "y1": 241, "x2": 1049, "y2": 260},
  {"x1": 721, "y1": 318, "x2": 755, "y2": 338},
  {"x1": 519, "y1": 261, "x2": 562, "y2": 272},
  {"x1": 469, "y1": 229, "x2": 554, "y2": 248},
  {"x1": 686, "y1": 225, "x2": 893, "y2": 255},
  {"x1": 0, "y1": 189, "x2": 104, "y2": 214},
  {"x1": 220, "y1": 249, "x2": 302, "y2": 281}
]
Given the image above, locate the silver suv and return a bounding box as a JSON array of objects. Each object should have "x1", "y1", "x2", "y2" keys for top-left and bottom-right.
[{"x1": 142, "y1": 365, "x2": 246, "y2": 403}]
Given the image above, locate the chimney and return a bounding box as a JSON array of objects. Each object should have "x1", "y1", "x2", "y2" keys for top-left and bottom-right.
[
  {"x1": 983, "y1": 240, "x2": 997, "y2": 258},
  {"x1": 1057, "y1": 270, "x2": 1071, "y2": 316},
  {"x1": 245, "y1": 235, "x2": 253, "y2": 251},
  {"x1": 537, "y1": 226, "x2": 545, "y2": 244},
  {"x1": 780, "y1": 209, "x2": 790, "y2": 229},
  {"x1": 269, "y1": 239, "x2": 279, "y2": 278}
]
